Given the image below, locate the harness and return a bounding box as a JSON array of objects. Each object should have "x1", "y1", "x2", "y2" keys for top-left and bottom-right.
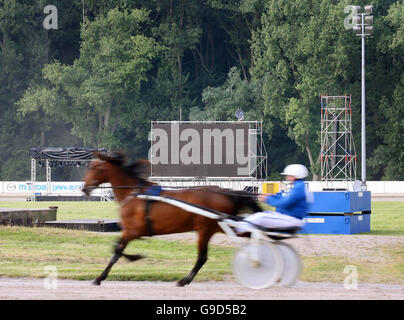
[
  {"x1": 118, "y1": 184, "x2": 162, "y2": 236},
  {"x1": 142, "y1": 185, "x2": 163, "y2": 236}
]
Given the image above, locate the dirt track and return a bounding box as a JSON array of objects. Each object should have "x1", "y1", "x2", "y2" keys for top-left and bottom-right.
[{"x1": 0, "y1": 277, "x2": 403, "y2": 300}]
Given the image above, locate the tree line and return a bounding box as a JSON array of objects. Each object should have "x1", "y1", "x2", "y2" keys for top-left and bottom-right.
[{"x1": 0, "y1": 0, "x2": 403, "y2": 181}]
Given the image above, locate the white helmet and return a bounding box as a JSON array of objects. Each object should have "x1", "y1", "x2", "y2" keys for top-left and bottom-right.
[{"x1": 281, "y1": 164, "x2": 309, "y2": 179}]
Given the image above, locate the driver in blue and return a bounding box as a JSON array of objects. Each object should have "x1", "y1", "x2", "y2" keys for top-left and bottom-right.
[{"x1": 236, "y1": 164, "x2": 310, "y2": 232}]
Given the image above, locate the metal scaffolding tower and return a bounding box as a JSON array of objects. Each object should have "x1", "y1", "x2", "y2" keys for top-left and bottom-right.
[{"x1": 320, "y1": 95, "x2": 357, "y2": 182}]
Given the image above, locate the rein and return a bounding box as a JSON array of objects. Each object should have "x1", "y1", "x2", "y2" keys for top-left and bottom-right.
[
  {"x1": 93, "y1": 184, "x2": 259, "y2": 198},
  {"x1": 95, "y1": 185, "x2": 141, "y2": 189}
]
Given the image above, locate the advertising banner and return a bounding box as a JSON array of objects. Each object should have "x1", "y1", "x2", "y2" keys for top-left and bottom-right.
[{"x1": 1, "y1": 181, "x2": 84, "y2": 195}]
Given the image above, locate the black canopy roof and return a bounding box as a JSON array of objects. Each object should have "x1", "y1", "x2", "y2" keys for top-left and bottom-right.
[{"x1": 29, "y1": 147, "x2": 107, "y2": 161}]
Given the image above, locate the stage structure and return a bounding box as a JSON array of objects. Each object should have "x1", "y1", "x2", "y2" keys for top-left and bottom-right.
[
  {"x1": 29, "y1": 147, "x2": 107, "y2": 201},
  {"x1": 149, "y1": 121, "x2": 267, "y2": 193},
  {"x1": 320, "y1": 95, "x2": 357, "y2": 190}
]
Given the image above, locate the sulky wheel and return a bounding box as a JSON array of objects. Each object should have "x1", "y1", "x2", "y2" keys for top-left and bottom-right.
[
  {"x1": 232, "y1": 240, "x2": 283, "y2": 289},
  {"x1": 273, "y1": 241, "x2": 302, "y2": 287}
]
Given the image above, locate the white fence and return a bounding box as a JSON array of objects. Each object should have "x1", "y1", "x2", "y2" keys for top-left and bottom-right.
[
  {"x1": 362, "y1": 181, "x2": 404, "y2": 194},
  {"x1": 306, "y1": 181, "x2": 404, "y2": 194},
  {"x1": 0, "y1": 180, "x2": 402, "y2": 197}
]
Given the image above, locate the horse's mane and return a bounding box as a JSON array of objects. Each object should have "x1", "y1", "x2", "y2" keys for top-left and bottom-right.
[
  {"x1": 96, "y1": 151, "x2": 150, "y2": 182},
  {"x1": 123, "y1": 160, "x2": 150, "y2": 182}
]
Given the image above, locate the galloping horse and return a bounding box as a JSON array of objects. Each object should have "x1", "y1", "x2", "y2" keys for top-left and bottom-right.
[{"x1": 82, "y1": 151, "x2": 261, "y2": 287}]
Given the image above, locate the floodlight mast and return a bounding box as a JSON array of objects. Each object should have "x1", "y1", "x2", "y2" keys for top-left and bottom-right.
[{"x1": 353, "y1": 5, "x2": 373, "y2": 190}]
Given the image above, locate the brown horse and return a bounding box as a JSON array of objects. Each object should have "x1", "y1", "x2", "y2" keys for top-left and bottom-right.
[{"x1": 82, "y1": 151, "x2": 261, "y2": 287}]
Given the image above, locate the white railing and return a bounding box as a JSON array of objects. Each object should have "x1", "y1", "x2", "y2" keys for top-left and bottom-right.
[
  {"x1": 305, "y1": 181, "x2": 404, "y2": 194},
  {"x1": 0, "y1": 180, "x2": 403, "y2": 196}
]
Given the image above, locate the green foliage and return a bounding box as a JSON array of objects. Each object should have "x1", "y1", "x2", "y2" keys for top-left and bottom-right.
[
  {"x1": 251, "y1": 0, "x2": 356, "y2": 176},
  {"x1": 0, "y1": 0, "x2": 402, "y2": 180},
  {"x1": 367, "y1": 0, "x2": 404, "y2": 180},
  {"x1": 0, "y1": 0, "x2": 82, "y2": 180},
  {"x1": 368, "y1": 85, "x2": 404, "y2": 180},
  {"x1": 385, "y1": 0, "x2": 404, "y2": 49},
  {"x1": 18, "y1": 9, "x2": 162, "y2": 150},
  {"x1": 190, "y1": 67, "x2": 265, "y2": 121},
  {"x1": 251, "y1": 0, "x2": 403, "y2": 179}
]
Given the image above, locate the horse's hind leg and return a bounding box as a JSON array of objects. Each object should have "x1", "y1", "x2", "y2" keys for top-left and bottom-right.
[{"x1": 177, "y1": 227, "x2": 216, "y2": 287}]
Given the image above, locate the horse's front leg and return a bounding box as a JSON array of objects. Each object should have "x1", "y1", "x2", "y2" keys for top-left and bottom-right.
[
  {"x1": 92, "y1": 236, "x2": 144, "y2": 286},
  {"x1": 177, "y1": 227, "x2": 216, "y2": 287},
  {"x1": 92, "y1": 237, "x2": 127, "y2": 285}
]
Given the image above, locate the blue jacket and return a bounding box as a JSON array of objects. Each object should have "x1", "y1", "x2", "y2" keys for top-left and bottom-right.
[{"x1": 265, "y1": 179, "x2": 308, "y2": 219}]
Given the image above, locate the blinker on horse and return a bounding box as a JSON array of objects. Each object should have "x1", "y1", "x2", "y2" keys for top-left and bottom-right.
[{"x1": 82, "y1": 151, "x2": 261, "y2": 287}]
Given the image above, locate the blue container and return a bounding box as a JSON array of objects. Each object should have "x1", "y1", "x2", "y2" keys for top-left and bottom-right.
[
  {"x1": 299, "y1": 213, "x2": 371, "y2": 234},
  {"x1": 301, "y1": 191, "x2": 371, "y2": 234},
  {"x1": 308, "y1": 191, "x2": 371, "y2": 214}
]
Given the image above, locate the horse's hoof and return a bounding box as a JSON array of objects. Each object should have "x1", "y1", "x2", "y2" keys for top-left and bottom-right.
[
  {"x1": 91, "y1": 279, "x2": 101, "y2": 286},
  {"x1": 176, "y1": 279, "x2": 189, "y2": 287}
]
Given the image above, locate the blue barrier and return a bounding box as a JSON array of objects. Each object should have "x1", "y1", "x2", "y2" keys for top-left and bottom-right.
[
  {"x1": 308, "y1": 191, "x2": 371, "y2": 213},
  {"x1": 299, "y1": 213, "x2": 371, "y2": 234},
  {"x1": 299, "y1": 191, "x2": 371, "y2": 234}
]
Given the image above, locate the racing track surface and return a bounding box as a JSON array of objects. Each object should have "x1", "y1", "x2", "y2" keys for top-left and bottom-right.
[{"x1": 0, "y1": 277, "x2": 403, "y2": 300}]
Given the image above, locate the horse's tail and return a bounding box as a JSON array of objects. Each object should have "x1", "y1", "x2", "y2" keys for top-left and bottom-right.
[
  {"x1": 223, "y1": 190, "x2": 262, "y2": 215},
  {"x1": 181, "y1": 185, "x2": 262, "y2": 216}
]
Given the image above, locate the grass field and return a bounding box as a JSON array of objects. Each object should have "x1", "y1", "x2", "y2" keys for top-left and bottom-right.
[
  {"x1": 367, "y1": 202, "x2": 404, "y2": 235},
  {"x1": 0, "y1": 201, "x2": 119, "y2": 220},
  {"x1": 0, "y1": 201, "x2": 403, "y2": 284},
  {"x1": 0, "y1": 226, "x2": 232, "y2": 282},
  {"x1": 1, "y1": 201, "x2": 403, "y2": 235}
]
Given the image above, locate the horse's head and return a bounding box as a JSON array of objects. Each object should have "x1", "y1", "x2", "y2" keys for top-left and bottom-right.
[
  {"x1": 82, "y1": 151, "x2": 151, "y2": 196},
  {"x1": 82, "y1": 151, "x2": 126, "y2": 196}
]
